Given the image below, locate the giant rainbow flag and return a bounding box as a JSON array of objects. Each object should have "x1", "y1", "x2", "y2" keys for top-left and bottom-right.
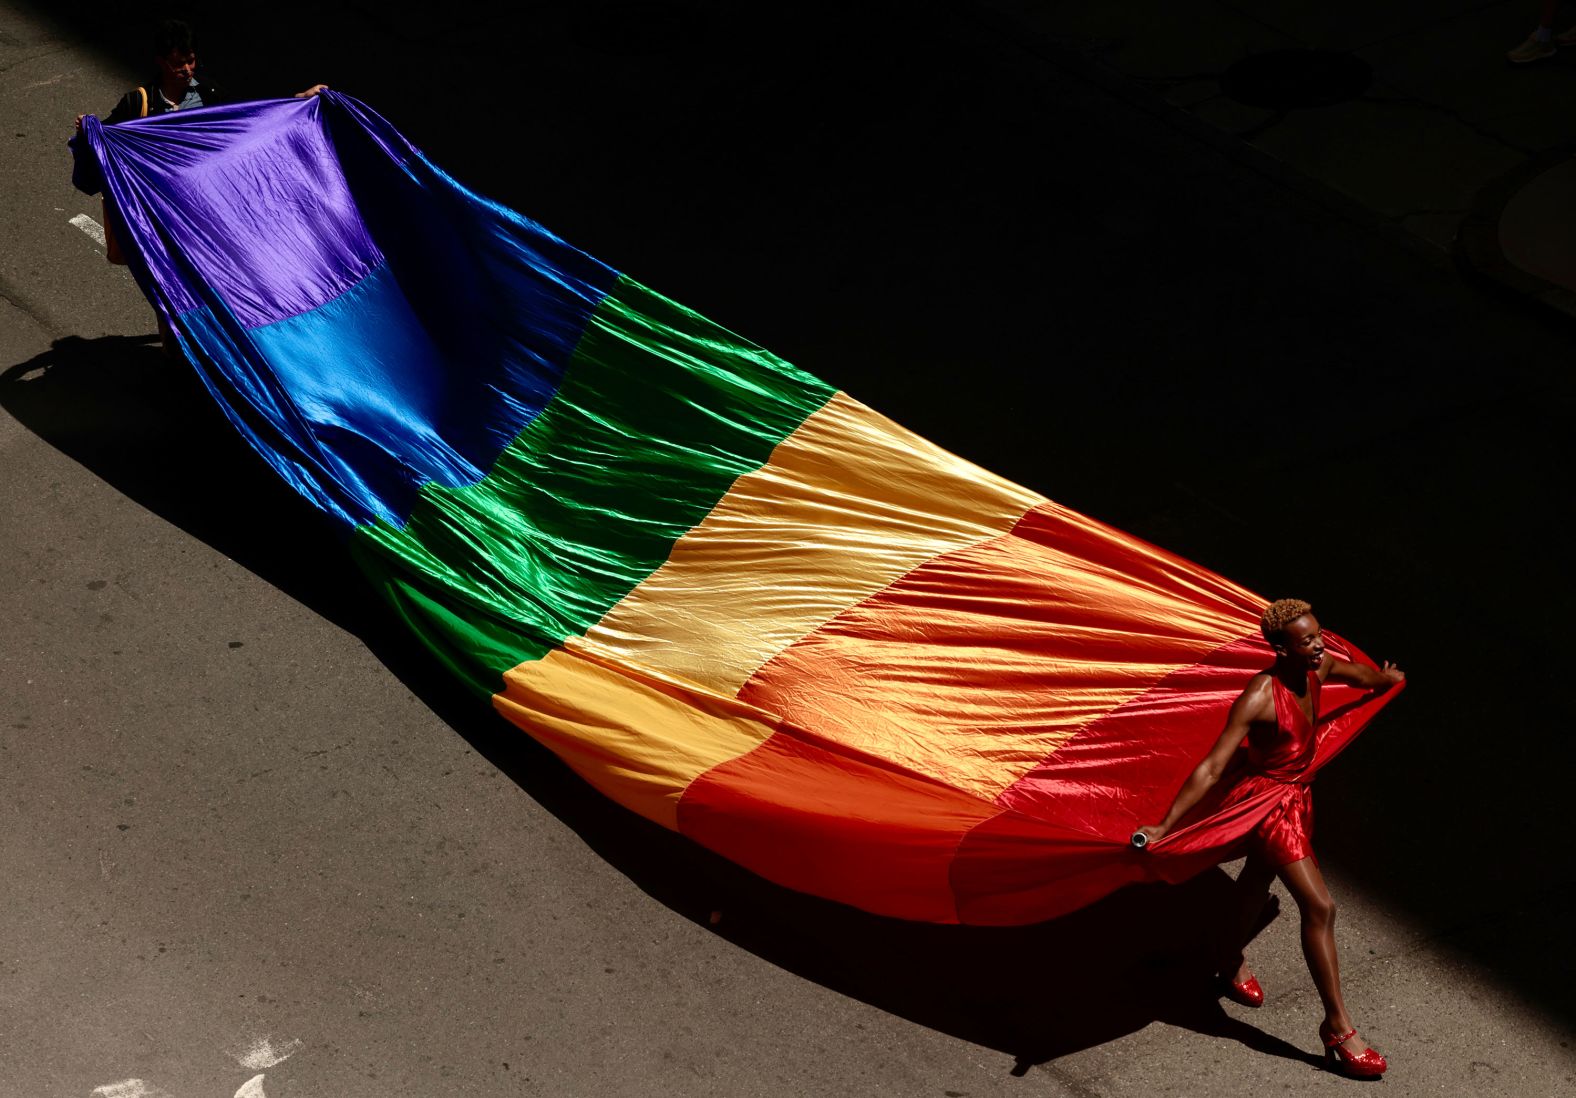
[{"x1": 72, "y1": 93, "x2": 1401, "y2": 924}]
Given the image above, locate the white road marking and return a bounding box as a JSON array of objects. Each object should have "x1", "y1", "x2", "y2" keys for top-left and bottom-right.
[
  {"x1": 22, "y1": 72, "x2": 74, "y2": 91},
  {"x1": 69, "y1": 213, "x2": 105, "y2": 248},
  {"x1": 234, "y1": 1074, "x2": 267, "y2": 1098},
  {"x1": 232, "y1": 1036, "x2": 301, "y2": 1070},
  {"x1": 91, "y1": 1082, "x2": 172, "y2": 1098}
]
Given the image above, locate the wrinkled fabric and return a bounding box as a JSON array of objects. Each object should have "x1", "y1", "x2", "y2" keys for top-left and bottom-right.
[
  {"x1": 74, "y1": 93, "x2": 616, "y2": 526},
  {"x1": 73, "y1": 94, "x2": 1404, "y2": 924}
]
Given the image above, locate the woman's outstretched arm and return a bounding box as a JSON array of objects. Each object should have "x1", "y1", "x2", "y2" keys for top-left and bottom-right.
[
  {"x1": 1134, "y1": 676, "x2": 1271, "y2": 845},
  {"x1": 1323, "y1": 655, "x2": 1404, "y2": 691}
]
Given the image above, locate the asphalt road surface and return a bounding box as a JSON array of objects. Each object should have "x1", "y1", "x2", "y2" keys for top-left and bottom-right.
[{"x1": 2, "y1": 3, "x2": 1573, "y2": 1096}]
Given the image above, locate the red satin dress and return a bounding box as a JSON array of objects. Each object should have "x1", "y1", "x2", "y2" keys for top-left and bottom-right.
[{"x1": 1217, "y1": 670, "x2": 1320, "y2": 866}]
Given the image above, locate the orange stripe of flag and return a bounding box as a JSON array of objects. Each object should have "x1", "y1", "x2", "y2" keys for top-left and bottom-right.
[{"x1": 738, "y1": 502, "x2": 1263, "y2": 801}]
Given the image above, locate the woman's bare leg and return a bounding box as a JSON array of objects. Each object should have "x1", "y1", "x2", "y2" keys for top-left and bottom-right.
[
  {"x1": 1278, "y1": 855, "x2": 1371, "y2": 1054},
  {"x1": 1224, "y1": 852, "x2": 1276, "y2": 981}
]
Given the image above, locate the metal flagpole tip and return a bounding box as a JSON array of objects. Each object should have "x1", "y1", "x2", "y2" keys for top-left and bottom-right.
[{"x1": 1130, "y1": 830, "x2": 1149, "y2": 849}]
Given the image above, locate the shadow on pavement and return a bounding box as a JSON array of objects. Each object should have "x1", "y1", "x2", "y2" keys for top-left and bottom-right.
[
  {"x1": 0, "y1": 336, "x2": 373, "y2": 636},
  {"x1": 696, "y1": 877, "x2": 1326, "y2": 1075}
]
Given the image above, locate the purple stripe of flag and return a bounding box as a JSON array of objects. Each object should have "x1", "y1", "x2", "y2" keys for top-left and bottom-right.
[{"x1": 85, "y1": 96, "x2": 381, "y2": 328}]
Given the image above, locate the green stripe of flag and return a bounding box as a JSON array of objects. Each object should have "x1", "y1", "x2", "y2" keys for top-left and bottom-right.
[{"x1": 350, "y1": 275, "x2": 836, "y2": 696}]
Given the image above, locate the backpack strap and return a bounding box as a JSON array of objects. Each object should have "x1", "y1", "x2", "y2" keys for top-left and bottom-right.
[{"x1": 136, "y1": 86, "x2": 147, "y2": 118}]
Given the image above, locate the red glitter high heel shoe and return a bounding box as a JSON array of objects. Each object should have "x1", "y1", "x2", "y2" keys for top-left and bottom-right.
[
  {"x1": 1320, "y1": 1025, "x2": 1387, "y2": 1078},
  {"x1": 1220, "y1": 972, "x2": 1264, "y2": 1008}
]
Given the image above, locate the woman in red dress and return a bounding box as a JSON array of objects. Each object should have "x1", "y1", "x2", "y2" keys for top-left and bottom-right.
[{"x1": 1134, "y1": 598, "x2": 1404, "y2": 1078}]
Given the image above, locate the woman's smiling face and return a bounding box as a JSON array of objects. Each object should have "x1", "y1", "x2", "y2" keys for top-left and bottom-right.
[{"x1": 1276, "y1": 613, "x2": 1326, "y2": 669}]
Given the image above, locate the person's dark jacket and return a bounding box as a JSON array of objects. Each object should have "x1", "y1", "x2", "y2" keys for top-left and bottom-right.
[{"x1": 103, "y1": 77, "x2": 222, "y2": 124}]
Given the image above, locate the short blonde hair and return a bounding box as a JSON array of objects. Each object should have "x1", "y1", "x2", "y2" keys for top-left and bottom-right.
[{"x1": 1261, "y1": 598, "x2": 1313, "y2": 644}]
